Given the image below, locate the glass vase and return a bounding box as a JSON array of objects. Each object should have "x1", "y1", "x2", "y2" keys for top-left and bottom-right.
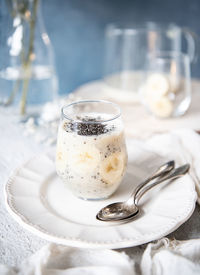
[{"x1": 0, "y1": 0, "x2": 58, "y2": 120}]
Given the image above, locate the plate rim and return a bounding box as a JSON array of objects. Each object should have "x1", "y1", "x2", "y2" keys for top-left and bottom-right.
[{"x1": 4, "y1": 153, "x2": 197, "y2": 249}]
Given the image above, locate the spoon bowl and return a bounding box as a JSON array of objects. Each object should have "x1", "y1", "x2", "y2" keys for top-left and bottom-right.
[{"x1": 97, "y1": 202, "x2": 139, "y2": 221}]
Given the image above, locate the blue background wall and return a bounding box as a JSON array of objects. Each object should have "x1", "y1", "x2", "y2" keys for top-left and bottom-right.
[
  {"x1": 42, "y1": 0, "x2": 200, "y2": 95},
  {"x1": 3, "y1": 0, "x2": 200, "y2": 95}
]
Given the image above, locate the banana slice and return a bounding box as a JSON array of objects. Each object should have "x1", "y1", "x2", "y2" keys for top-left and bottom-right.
[
  {"x1": 96, "y1": 131, "x2": 124, "y2": 150},
  {"x1": 149, "y1": 96, "x2": 173, "y2": 118},
  {"x1": 69, "y1": 145, "x2": 101, "y2": 173},
  {"x1": 100, "y1": 152, "x2": 126, "y2": 185},
  {"x1": 146, "y1": 73, "x2": 170, "y2": 97}
]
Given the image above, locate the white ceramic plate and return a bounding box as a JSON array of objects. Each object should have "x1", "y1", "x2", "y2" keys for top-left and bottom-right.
[{"x1": 5, "y1": 141, "x2": 197, "y2": 249}]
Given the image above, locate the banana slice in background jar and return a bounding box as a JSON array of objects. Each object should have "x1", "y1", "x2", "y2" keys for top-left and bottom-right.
[
  {"x1": 140, "y1": 73, "x2": 175, "y2": 118},
  {"x1": 149, "y1": 96, "x2": 174, "y2": 118},
  {"x1": 146, "y1": 73, "x2": 170, "y2": 97}
]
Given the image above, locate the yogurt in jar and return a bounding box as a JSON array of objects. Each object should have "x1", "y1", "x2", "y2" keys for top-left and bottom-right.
[{"x1": 56, "y1": 113, "x2": 127, "y2": 200}]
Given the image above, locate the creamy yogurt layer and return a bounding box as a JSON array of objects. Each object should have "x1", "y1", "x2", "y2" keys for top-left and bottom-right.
[{"x1": 56, "y1": 113, "x2": 127, "y2": 200}]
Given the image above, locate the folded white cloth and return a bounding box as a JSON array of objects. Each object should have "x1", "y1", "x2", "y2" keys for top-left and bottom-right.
[
  {"x1": 141, "y1": 238, "x2": 200, "y2": 275},
  {"x1": 1, "y1": 238, "x2": 200, "y2": 275},
  {"x1": 0, "y1": 244, "x2": 135, "y2": 275},
  {"x1": 144, "y1": 128, "x2": 200, "y2": 204}
]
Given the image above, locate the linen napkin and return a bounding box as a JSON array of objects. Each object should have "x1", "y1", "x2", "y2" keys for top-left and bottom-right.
[
  {"x1": 1, "y1": 238, "x2": 200, "y2": 275},
  {"x1": 0, "y1": 244, "x2": 135, "y2": 275},
  {"x1": 143, "y1": 128, "x2": 200, "y2": 204},
  {"x1": 141, "y1": 238, "x2": 200, "y2": 275}
]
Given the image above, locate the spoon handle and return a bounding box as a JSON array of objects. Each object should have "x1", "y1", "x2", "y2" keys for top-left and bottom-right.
[
  {"x1": 134, "y1": 164, "x2": 190, "y2": 205},
  {"x1": 131, "y1": 160, "x2": 175, "y2": 203}
]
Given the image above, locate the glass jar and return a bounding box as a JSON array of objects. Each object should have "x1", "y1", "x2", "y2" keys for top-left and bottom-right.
[
  {"x1": 140, "y1": 52, "x2": 191, "y2": 118},
  {"x1": 56, "y1": 100, "x2": 128, "y2": 200}
]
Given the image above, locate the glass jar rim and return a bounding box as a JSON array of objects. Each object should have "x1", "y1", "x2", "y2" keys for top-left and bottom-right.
[
  {"x1": 61, "y1": 100, "x2": 121, "y2": 124},
  {"x1": 106, "y1": 22, "x2": 181, "y2": 36}
]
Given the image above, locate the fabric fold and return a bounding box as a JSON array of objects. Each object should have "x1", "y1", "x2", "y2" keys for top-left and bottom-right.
[
  {"x1": 141, "y1": 238, "x2": 200, "y2": 275},
  {"x1": 145, "y1": 129, "x2": 200, "y2": 204},
  {"x1": 0, "y1": 244, "x2": 135, "y2": 275}
]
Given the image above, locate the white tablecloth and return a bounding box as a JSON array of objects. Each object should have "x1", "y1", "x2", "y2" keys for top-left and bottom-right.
[{"x1": 0, "y1": 108, "x2": 47, "y2": 266}]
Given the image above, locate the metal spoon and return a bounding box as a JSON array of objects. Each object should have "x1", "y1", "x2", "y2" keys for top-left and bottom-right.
[
  {"x1": 96, "y1": 160, "x2": 175, "y2": 221},
  {"x1": 96, "y1": 163, "x2": 190, "y2": 222}
]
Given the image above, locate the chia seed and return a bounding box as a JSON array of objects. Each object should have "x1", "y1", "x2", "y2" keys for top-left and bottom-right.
[
  {"x1": 63, "y1": 116, "x2": 113, "y2": 136},
  {"x1": 101, "y1": 179, "x2": 108, "y2": 184}
]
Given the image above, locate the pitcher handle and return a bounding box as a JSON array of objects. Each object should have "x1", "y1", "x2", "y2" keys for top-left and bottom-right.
[{"x1": 182, "y1": 27, "x2": 199, "y2": 63}]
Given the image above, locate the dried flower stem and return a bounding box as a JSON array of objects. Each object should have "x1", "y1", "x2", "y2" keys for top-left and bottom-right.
[
  {"x1": 20, "y1": 0, "x2": 39, "y2": 115},
  {"x1": 5, "y1": 0, "x2": 39, "y2": 115}
]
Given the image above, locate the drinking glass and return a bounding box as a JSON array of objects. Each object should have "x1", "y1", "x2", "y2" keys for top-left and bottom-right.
[
  {"x1": 103, "y1": 22, "x2": 197, "y2": 103},
  {"x1": 140, "y1": 51, "x2": 191, "y2": 118},
  {"x1": 56, "y1": 100, "x2": 128, "y2": 200}
]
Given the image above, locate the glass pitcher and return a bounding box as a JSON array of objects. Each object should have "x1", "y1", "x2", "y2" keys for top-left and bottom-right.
[{"x1": 103, "y1": 22, "x2": 198, "y2": 102}]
